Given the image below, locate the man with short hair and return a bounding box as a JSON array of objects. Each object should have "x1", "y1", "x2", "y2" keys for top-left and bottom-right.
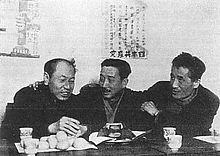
[
  {"x1": 79, "y1": 59, "x2": 153, "y2": 131},
  {"x1": 141, "y1": 52, "x2": 219, "y2": 136},
  {"x1": 1, "y1": 58, "x2": 87, "y2": 141}
]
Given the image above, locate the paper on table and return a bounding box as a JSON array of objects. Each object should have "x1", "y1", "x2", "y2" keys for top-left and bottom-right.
[
  {"x1": 132, "y1": 131, "x2": 146, "y2": 137},
  {"x1": 89, "y1": 132, "x2": 114, "y2": 145},
  {"x1": 194, "y1": 136, "x2": 220, "y2": 144},
  {"x1": 15, "y1": 137, "x2": 97, "y2": 154},
  {"x1": 89, "y1": 131, "x2": 146, "y2": 145}
]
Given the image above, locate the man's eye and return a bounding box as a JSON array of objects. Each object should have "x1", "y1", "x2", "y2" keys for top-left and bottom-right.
[
  {"x1": 69, "y1": 79, "x2": 75, "y2": 83},
  {"x1": 99, "y1": 76, "x2": 104, "y2": 82},
  {"x1": 59, "y1": 79, "x2": 66, "y2": 83},
  {"x1": 177, "y1": 77, "x2": 183, "y2": 81},
  {"x1": 108, "y1": 78, "x2": 115, "y2": 83},
  {"x1": 170, "y1": 75, "x2": 175, "y2": 80}
]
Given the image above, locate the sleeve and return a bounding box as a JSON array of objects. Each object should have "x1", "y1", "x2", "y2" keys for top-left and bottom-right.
[
  {"x1": 188, "y1": 87, "x2": 220, "y2": 135},
  {"x1": 141, "y1": 82, "x2": 170, "y2": 121},
  {"x1": 200, "y1": 93, "x2": 219, "y2": 134},
  {"x1": 78, "y1": 83, "x2": 101, "y2": 101},
  {"x1": 1, "y1": 87, "x2": 32, "y2": 142},
  {"x1": 156, "y1": 88, "x2": 220, "y2": 136},
  {"x1": 211, "y1": 107, "x2": 220, "y2": 131},
  {"x1": 1, "y1": 86, "x2": 51, "y2": 141},
  {"x1": 1, "y1": 103, "x2": 20, "y2": 142}
]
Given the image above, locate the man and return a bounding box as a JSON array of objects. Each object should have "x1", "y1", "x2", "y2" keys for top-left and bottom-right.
[
  {"x1": 79, "y1": 59, "x2": 153, "y2": 131},
  {"x1": 141, "y1": 52, "x2": 219, "y2": 136},
  {"x1": 1, "y1": 58, "x2": 87, "y2": 142}
]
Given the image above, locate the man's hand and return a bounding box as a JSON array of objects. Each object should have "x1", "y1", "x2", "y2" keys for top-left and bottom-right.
[
  {"x1": 48, "y1": 116, "x2": 87, "y2": 137},
  {"x1": 80, "y1": 83, "x2": 100, "y2": 93},
  {"x1": 29, "y1": 81, "x2": 44, "y2": 90},
  {"x1": 76, "y1": 125, "x2": 88, "y2": 137},
  {"x1": 141, "y1": 101, "x2": 160, "y2": 116}
]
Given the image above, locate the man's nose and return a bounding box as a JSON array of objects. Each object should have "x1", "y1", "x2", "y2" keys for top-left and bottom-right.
[
  {"x1": 64, "y1": 81, "x2": 70, "y2": 89},
  {"x1": 103, "y1": 79, "x2": 109, "y2": 88},
  {"x1": 171, "y1": 78, "x2": 179, "y2": 88}
]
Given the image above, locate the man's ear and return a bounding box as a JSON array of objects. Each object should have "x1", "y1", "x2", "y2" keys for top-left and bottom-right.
[
  {"x1": 122, "y1": 78, "x2": 128, "y2": 88},
  {"x1": 193, "y1": 79, "x2": 200, "y2": 89},
  {"x1": 43, "y1": 72, "x2": 50, "y2": 85}
]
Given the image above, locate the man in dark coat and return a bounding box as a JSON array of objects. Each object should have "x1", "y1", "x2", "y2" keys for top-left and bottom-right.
[
  {"x1": 141, "y1": 52, "x2": 219, "y2": 136},
  {"x1": 1, "y1": 58, "x2": 87, "y2": 142},
  {"x1": 79, "y1": 59, "x2": 153, "y2": 132}
]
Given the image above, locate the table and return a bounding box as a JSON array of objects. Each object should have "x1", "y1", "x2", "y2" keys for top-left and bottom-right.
[
  {"x1": 1, "y1": 136, "x2": 220, "y2": 155},
  {"x1": 148, "y1": 136, "x2": 220, "y2": 156},
  {"x1": 0, "y1": 139, "x2": 165, "y2": 156}
]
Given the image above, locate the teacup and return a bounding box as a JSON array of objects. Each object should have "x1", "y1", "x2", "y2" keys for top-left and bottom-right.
[
  {"x1": 211, "y1": 129, "x2": 220, "y2": 142},
  {"x1": 21, "y1": 138, "x2": 39, "y2": 154},
  {"x1": 211, "y1": 129, "x2": 220, "y2": 136},
  {"x1": 19, "y1": 127, "x2": 33, "y2": 140},
  {"x1": 163, "y1": 127, "x2": 176, "y2": 141},
  {"x1": 167, "y1": 135, "x2": 182, "y2": 149}
]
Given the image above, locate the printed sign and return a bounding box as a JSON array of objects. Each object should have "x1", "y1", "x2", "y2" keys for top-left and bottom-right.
[
  {"x1": 0, "y1": 0, "x2": 40, "y2": 58},
  {"x1": 103, "y1": 0, "x2": 148, "y2": 59}
]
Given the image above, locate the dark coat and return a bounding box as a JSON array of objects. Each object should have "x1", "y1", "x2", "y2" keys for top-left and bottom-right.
[
  {"x1": 78, "y1": 84, "x2": 154, "y2": 132},
  {"x1": 1, "y1": 85, "x2": 84, "y2": 142},
  {"x1": 144, "y1": 81, "x2": 219, "y2": 136}
]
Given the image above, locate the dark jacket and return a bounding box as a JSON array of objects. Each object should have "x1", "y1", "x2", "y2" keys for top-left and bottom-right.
[
  {"x1": 1, "y1": 85, "x2": 85, "y2": 142},
  {"x1": 144, "y1": 81, "x2": 219, "y2": 136},
  {"x1": 78, "y1": 84, "x2": 153, "y2": 132}
]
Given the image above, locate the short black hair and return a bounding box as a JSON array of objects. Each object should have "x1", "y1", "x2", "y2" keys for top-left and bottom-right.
[
  {"x1": 172, "y1": 52, "x2": 206, "y2": 82},
  {"x1": 44, "y1": 58, "x2": 76, "y2": 77},
  {"x1": 101, "y1": 59, "x2": 131, "y2": 80}
]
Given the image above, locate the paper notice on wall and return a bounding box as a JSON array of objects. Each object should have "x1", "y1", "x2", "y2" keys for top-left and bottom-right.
[
  {"x1": 102, "y1": 0, "x2": 148, "y2": 59},
  {"x1": 0, "y1": 0, "x2": 40, "y2": 58}
]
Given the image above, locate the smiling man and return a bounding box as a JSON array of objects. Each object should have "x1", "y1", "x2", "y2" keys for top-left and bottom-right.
[
  {"x1": 99, "y1": 65, "x2": 127, "y2": 100},
  {"x1": 141, "y1": 52, "x2": 219, "y2": 136},
  {"x1": 79, "y1": 59, "x2": 153, "y2": 131},
  {"x1": 1, "y1": 58, "x2": 87, "y2": 141}
]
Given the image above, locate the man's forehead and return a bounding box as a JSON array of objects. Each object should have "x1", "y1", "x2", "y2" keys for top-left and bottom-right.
[
  {"x1": 171, "y1": 66, "x2": 190, "y2": 77},
  {"x1": 100, "y1": 66, "x2": 119, "y2": 76},
  {"x1": 53, "y1": 62, "x2": 75, "y2": 76}
]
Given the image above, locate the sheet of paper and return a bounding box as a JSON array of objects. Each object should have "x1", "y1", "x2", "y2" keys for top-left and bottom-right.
[
  {"x1": 15, "y1": 138, "x2": 97, "y2": 154},
  {"x1": 89, "y1": 131, "x2": 146, "y2": 145},
  {"x1": 89, "y1": 132, "x2": 114, "y2": 145},
  {"x1": 194, "y1": 136, "x2": 220, "y2": 144},
  {"x1": 132, "y1": 131, "x2": 146, "y2": 137}
]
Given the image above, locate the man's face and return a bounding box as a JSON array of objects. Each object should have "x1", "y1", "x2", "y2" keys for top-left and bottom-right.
[
  {"x1": 170, "y1": 66, "x2": 197, "y2": 99},
  {"x1": 99, "y1": 66, "x2": 126, "y2": 99},
  {"x1": 48, "y1": 62, "x2": 75, "y2": 101}
]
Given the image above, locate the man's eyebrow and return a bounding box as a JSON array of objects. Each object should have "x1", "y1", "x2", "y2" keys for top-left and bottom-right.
[
  {"x1": 107, "y1": 75, "x2": 115, "y2": 78},
  {"x1": 69, "y1": 77, "x2": 75, "y2": 80},
  {"x1": 99, "y1": 73, "x2": 115, "y2": 78},
  {"x1": 59, "y1": 75, "x2": 75, "y2": 80},
  {"x1": 177, "y1": 75, "x2": 184, "y2": 79},
  {"x1": 60, "y1": 75, "x2": 67, "y2": 78}
]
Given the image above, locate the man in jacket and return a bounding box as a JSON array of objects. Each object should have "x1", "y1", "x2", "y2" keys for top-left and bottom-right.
[
  {"x1": 79, "y1": 59, "x2": 153, "y2": 132},
  {"x1": 141, "y1": 52, "x2": 219, "y2": 136},
  {"x1": 1, "y1": 58, "x2": 87, "y2": 142}
]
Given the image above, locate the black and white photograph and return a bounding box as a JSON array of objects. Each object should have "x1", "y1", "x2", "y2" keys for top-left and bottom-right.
[{"x1": 0, "y1": 0, "x2": 220, "y2": 155}]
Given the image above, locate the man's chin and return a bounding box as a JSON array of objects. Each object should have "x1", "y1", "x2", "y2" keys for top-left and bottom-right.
[
  {"x1": 103, "y1": 94, "x2": 113, "y2": 99},
  {"x1": 172, "y1": 94, "x2": 181, "y2": 99},
  {"x1": 57, "y1": 95, "x2": 70, "y2": 101}
]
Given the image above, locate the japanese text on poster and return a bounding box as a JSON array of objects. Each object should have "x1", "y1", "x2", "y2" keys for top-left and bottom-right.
[
  {"x1": 0, "y1": 0, "x2": 40, "y2": 58},
  {"x1": 103, "y1": 0, "x2": 148, "y2": 59}
]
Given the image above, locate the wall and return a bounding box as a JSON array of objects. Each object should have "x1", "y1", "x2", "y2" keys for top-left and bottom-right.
[{"x1": 0, "y1": 0, "x2": 220, "y2": 125}]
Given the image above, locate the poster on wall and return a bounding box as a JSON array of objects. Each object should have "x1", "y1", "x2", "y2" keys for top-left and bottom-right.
[
  {"x1": 102, "y1": 0, "x2": 148, "y2": 59},
  {"x1": 0, "y1": 0, "x2": 40, "y2": 58}
]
